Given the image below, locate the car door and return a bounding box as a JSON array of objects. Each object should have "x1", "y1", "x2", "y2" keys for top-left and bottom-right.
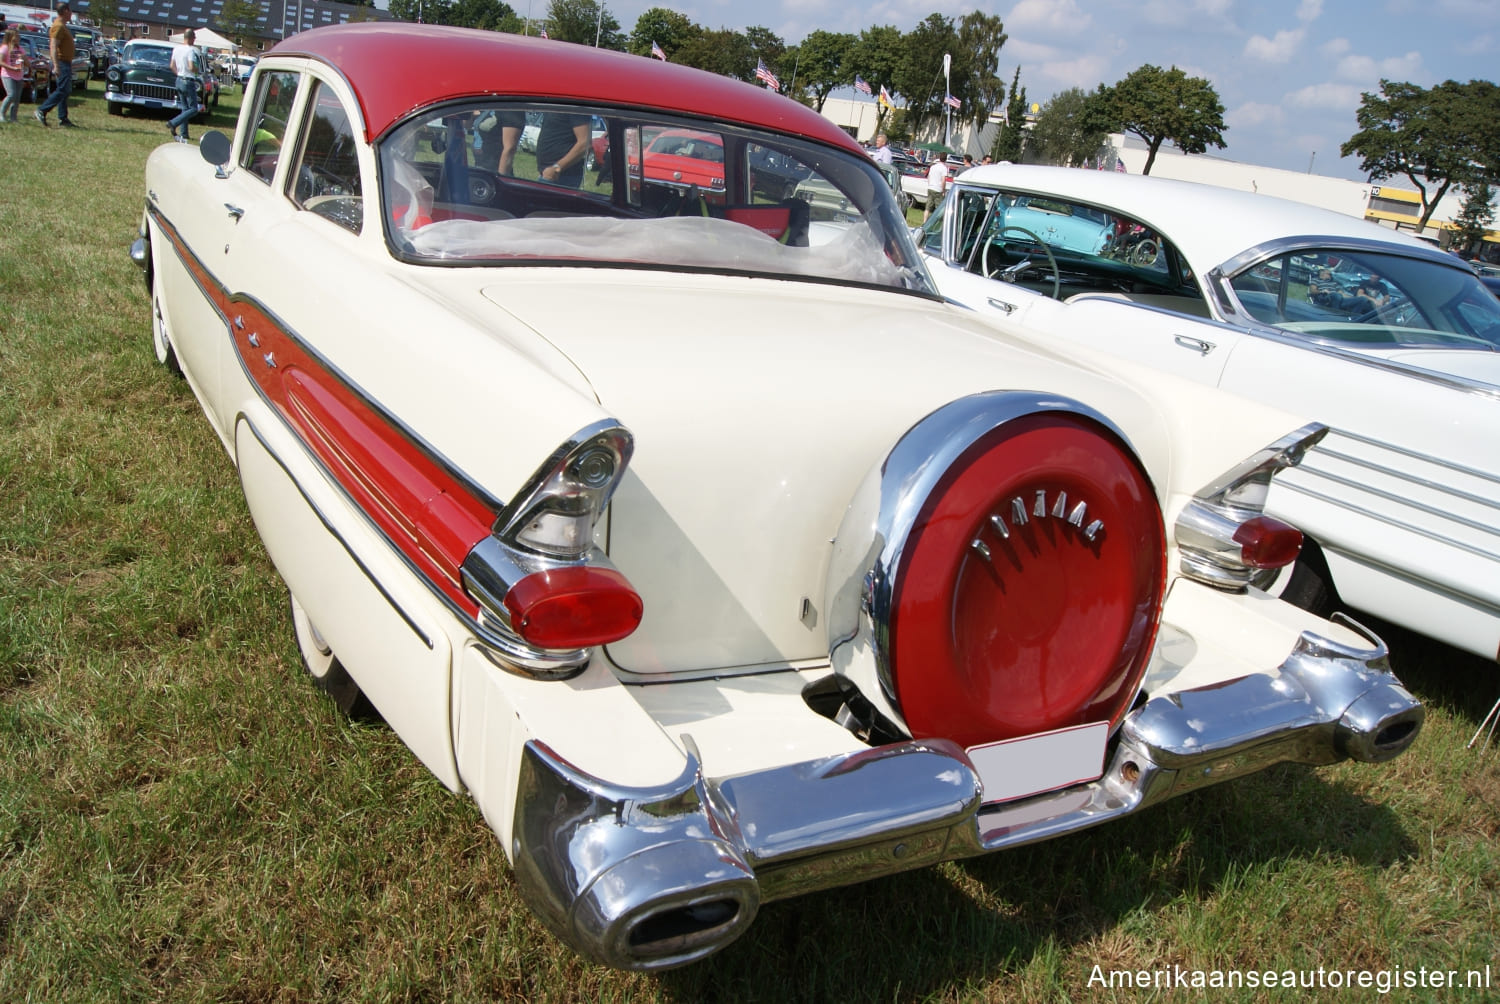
[
  {"x1": 216, "y1": 73, "x2": 460, "y2": 787},
  {"x1": 923, "y1": 182, "x2": 1245, "y2": 386}
]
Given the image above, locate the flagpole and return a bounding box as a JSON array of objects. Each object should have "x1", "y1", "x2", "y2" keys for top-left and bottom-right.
[
  {"x1": 594, "y1": 3, "x2": 602, "y2": 46},
  {"x1": 943, "y1": 52, "x2": 952, "y2": 149}
]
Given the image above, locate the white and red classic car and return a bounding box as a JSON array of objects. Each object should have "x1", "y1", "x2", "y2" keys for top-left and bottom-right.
[{"x1": 131, "y1": 24, "x2": 1423, "y2": 970}]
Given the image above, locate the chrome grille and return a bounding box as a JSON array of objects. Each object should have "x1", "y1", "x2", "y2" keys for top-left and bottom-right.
[{"x1": 125, "y1": 82, "x2": 178, "y2": 102}]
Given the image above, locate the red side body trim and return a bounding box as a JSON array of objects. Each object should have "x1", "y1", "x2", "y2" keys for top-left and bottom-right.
[{"x1": 151, "y1": 207, "x2": 495, "y2": 615}]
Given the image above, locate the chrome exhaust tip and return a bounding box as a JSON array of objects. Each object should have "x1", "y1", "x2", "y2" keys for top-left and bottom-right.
[
  {"x1": 1335, "y1": 683, "x2": 1425, "y2": 763},
  {"x1": 575, "y1": 841, "x2": 760, "y2": 970}
]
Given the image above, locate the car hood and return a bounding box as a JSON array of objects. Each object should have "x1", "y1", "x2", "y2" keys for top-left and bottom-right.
[
  {"x1": 481, "y1": 271, "x2": 1181, "y2": 678},
  {"x1": 1374, "y1": 346, "x2": 1500, "y2": 386}
]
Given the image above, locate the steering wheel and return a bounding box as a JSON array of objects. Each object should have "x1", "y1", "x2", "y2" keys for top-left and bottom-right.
[
  {"x1": 982, "y1": 225, "x2": 1061, "y2": 300},
  {"x1": 467, "y1": 170, "x2": 498, "y2": 206}
]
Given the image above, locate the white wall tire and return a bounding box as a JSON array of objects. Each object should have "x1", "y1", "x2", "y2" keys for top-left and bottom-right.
[
  {"x1": 289, "y1": 592, "x2": 375, "y2": 718},
  {"x1": 148, "y1": 240, "x2": 183, "y2": 376}
]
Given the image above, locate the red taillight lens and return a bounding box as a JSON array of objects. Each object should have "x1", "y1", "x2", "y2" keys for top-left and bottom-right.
[
  {"x1": 504, "y1": 566, "x2": 643, "y2": 649},
  {"x1": 1233, "y1": 515, "x2": 1303, "y2": 569}
]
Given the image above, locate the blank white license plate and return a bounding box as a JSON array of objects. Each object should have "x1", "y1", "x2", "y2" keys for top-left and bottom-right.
[{"x1": 968, "y1": 721, "x2": 1109, "y2": 804}]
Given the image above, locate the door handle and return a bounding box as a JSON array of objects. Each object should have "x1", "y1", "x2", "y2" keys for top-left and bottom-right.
[
  {"x1": 1174, "y1": 334, "x2": 1215, "y2": 356},
  {"x1": 987, "y1": 297, "x2": 1017, "y2": 315},
  {"x1": 225, "y1": 203, "x2": 244, "y2": 222}
]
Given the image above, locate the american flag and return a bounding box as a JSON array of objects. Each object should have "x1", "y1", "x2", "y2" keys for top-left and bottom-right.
[
  {"x1": 755, "y1": 58, "x2": 780, "y2": 92},
  {"x1": 854, "y1": 75, "x2": 872, "y2": 96},
  {"x1": 1115, "y1": 158, "x2": 1127, "y2": 173},
  {"x1": 944, "y1": 93, "x2": 961, "y2": 110},
  {"x1": 651, "y1": 40, "x2": 666, "y2": 61}
]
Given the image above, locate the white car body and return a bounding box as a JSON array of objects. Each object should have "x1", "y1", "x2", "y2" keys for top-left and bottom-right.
[
  {"x1": 131, "y1": 26, "x2": 1422, "y2": 971},
  {"x1": 922, "y1": 164, "x2": 1500, "y2": 662}
]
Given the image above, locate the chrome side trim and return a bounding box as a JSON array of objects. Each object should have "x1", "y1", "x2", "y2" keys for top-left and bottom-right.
[
  {"x1": 511, "y1": 621, "x2": 1420, "y2": 969},
  {"x1": 1215, "y1": 233, "x2": 1464, "y2": 279},
  {"x1": 824, "y1": 391, "x2": 1138, "y2": 733}
]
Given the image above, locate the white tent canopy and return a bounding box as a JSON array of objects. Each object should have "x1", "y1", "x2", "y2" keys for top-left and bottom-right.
[{"x1": 169, "y1": 27, "x2": 238, "y2": 51}]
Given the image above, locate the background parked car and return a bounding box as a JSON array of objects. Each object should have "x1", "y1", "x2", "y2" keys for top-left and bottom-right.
[
  {"x1": 105, "y1": 38, "x2": 211, "y2": 118},
  {"x1": 11, "y1": 31, "x2": 52, "y2": 103},
  {"x1": 921, "y1": 164, "x2": 1500, "y2": 663}
]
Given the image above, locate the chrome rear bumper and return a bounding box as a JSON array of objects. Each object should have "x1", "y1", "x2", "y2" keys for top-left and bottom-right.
[{"x1": 510, "y1": 615, "x2": 1421, "y2": 971}]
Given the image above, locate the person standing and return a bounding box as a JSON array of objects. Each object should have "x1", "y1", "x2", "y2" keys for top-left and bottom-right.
[
  {"x1": 166, "y1": 29, "x2": 201, "y2": 141},
  {"x1": 923, "y1": 152, "x2": 949, "y2": 221},
  {"x1": 0, "y1": 28, "x2": 24, "y2": 123},
  {"x1": 535, "y1": 111, "x2": 589, "y2": 188},
  {"x1": 34, "y1": 2, "x2": 76, "y2": 127},
  {"x1": 869, "y1": 133, "x2": 893, "y2": 165}
]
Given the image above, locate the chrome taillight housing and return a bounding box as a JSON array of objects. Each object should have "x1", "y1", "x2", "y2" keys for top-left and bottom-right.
[
  {"x1": 461, "y1": 420, "x2": 642, "y2": 678},
  {"x1": 1175, "y1": 423, "x2": 1327, "y2": 590}
]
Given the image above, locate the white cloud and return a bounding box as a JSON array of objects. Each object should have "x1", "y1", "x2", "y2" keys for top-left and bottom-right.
[
  {"x1": 1335, "y1": 50, "x2": 1424, "y2": 82},
  {"x1": 1006, "y1": 0, "x2": 1092, "y2": 34},
  {"x1": 1226, "y1": 101, "x2": 1286, "y2": 129},
  {"x1": 1139, "y1": 0, "x2": 1234, "y2": 27},
  {"x1": 1319, "y1": 37, "x2": 1352, "y2": 57},
  {"x1": 1245, "y1": 28, "x2": 1305, "y2": 62},
  {"x1": 1035, "y1": 53, "x2": 1113, "y2": 92},
  {"x1": 1285, "y1": 82, "x2": 1365, "y2": 110},
  {"x1": 1296, "y1": 0, "x2": 1323, "y2": 21}
]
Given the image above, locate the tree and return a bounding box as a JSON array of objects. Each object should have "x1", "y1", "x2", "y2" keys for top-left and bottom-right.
[
  {"x1": 744, "y1": 25, "x2": 785, "y2": 83},
  {"x1": 795, "y1": 30, "x2": 854, "y2": 111},
  {"x1": 991, "y1": 67, "x2": 1026, "y2": 163},
  {"x1": 675, "y1": 28, "x2": 752, "y2": 81},
  {"x1": 1030, "y1": 87, "x2": 1109, "y2": 167},
  {"x1": 848, "y1": 25, "x2": 904, "y2": 131},
  {"x1": 1341, "y1": 79, "x2": 1500, "y2": 231},
  {"x1": 545, "y1": 0, "x2": 625, "y2": 49},
  {"x1": 1453, "y1": 183, "x2": 1496, "y2": 256},
  {"x1": 217, "y1": 0, "x2": 261, "y2": 46},
  {"x1": 951, "y1": 11, "x2": 1006, "y2": 121},
  {"x1": 1091, "y1": 64, "x2": 1226, "y2": 175},
  {"x1": 389, "y1": 0, "x2": 453, "y2": 25},
  {"x1": 450, "y1": 0, "x2": 517, "y2": 31},
  {"x1": 90, "y1": 0, "x2": 120, "y2": 37},
  {"x1": 891, "y1": 14, "x2": 957, "y2": 138},
  {"x1": 628, "y1": 7, "x2": 697, "y2": 59}
]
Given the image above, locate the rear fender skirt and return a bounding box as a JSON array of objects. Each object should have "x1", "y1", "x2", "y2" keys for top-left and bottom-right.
[{"x1": 147, "y1": 204, "x2": 500, "y2": 622}]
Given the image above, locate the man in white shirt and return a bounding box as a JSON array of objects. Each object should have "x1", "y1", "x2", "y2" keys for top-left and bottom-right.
[
  {"x1": 869, "y1": 133, "x2": 893, "y2": 165},
  {"x1": 923, "y1": 153, "x2": 949, "y2": 221},
  {"x1": 166, "y1": 29, "x2": 200, "y2": 142}
]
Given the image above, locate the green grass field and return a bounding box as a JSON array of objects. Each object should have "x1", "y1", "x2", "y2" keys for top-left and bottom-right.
[{"x1": 1, "y1": 85, "x2": 1498, "y2": 1003}]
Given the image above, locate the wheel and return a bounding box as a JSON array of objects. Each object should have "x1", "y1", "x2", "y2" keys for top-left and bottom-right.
[
  {"x1": 289, "y1": 592, "x2": 375, "y2": 718},
  {"x1": 982, "y1": 225, "x2": 1061, "y2": 299},
  {"x1": 148, "y1": 253, "x2": 183, "y2": 376}
]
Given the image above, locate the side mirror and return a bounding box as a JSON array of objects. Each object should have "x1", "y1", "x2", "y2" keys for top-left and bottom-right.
[{"x1": 199, "y1": 130, "x2": 232, "y2": 178}]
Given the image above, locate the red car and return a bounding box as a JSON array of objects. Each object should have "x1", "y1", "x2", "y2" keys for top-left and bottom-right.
[{"x1": 639, "y1": 127, "x2": 726, "y2": 196}]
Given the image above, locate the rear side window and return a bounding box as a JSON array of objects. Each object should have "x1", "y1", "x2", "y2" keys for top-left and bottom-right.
[{"x1": 242, "y1": 70, "x2": 300, "y2": 185}]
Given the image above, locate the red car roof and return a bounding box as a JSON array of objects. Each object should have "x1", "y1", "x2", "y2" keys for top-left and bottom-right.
[{"x1": 270, "y1": 23, "x2": 864, "y2": 155}]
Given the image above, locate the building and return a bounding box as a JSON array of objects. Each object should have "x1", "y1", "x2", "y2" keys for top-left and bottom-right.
[{"x1": 2, "y1": 0, "x2": 390, "y2": 51}]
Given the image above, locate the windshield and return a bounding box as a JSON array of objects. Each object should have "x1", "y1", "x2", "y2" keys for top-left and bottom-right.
[
  {"x1": 1229, "y1": 249, "x2": 1500, "y2": 350},
  {"x1": 122, "y1": 42, "x2": 172, "y2": 68},
  {"x1": 378, "y1": 101, "x2": 935, "y2": 296}
]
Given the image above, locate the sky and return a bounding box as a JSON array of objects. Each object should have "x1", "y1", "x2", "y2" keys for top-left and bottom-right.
[{"x1": 581, "y1": 0, "x2": 1499, "y2": 181}]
